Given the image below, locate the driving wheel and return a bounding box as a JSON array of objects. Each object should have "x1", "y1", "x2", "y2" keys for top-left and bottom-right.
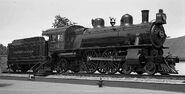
[
  {"x1": 144, "y1": 62, "x2": 156, "y2": 75},
  {"x1": 56, "y1": 58, "x2": 68, "y2": 73},
  {"x1": 83, "y1": 50, "x2": 98, "y2": 74},
  {"x1": 119, "y1": 63, "x2": 132, "y2": 74}
]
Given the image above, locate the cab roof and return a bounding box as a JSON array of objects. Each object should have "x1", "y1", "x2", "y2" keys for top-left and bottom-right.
[
  {"x1": 42, "y1": 25, "x2": 85, "y2": 36},
  {"x1": 42, "y1": 26, "x2": 70, "y2": 36}
]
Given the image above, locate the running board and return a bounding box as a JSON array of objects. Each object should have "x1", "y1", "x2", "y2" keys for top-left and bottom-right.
[{"x1": 88, "y1": 57, "x2": 125, "y2": 61}]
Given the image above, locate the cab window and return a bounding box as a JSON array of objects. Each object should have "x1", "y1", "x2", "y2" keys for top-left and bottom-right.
[
  {"x1": 49, "y1": 34, "x2": 64, "y2": 42},
  {"x1": 58, "y1": 35, "x2": 64, "y2": 42},
  {"x1": 49, "y1": 35, "x2": 58, "y2": 41}
]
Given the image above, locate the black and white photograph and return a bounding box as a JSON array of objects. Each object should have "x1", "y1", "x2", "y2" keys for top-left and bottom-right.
[{"x1": 0, "y1": 0, "x2": 185, "y2": 94}]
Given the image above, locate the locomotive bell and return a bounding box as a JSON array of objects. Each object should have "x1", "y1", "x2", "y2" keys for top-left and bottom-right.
[
  {"x1": 92, "y1": 18, "x2": 105, "y2": 28},
  {"x1": 120, "y1": 14, "x2": 133, "y2": 26},
  {"x1": 141, "y1": 10, "x2": 149, "y2": 23}
]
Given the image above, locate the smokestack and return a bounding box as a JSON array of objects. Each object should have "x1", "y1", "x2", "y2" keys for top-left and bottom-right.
[{"x1": 141, "y1": 10, "x2": 149, "y2": 23}]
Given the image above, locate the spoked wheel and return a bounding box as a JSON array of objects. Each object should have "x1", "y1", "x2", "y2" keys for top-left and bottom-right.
[
  {"x1": 98, "y1": 49, "x2": 120, "y2": 74},
  {"x1": 98, "y1": 61, "x2": 108, "y2": 74},
  {"x1": 12, "y1": 68, "x2": 17, "y2": 72},
  {"x1": 20, "y1": 65, "x2": 29, "y2": 73},
  {"x1": 21, "y1": 68, "x2": 29, "y2": 73},
  {"x1": 144, "y1": 62, "x2": 156, "y2": 75},
  {"x1": 71, "y1": 60, "x2": 80, "y2": 73},
  {"x1": 83, "y1": 50, "x2": 98, "y2": 74},
  {"x1": 107, "y1": 61, "x2": 120, "y2": 74},
  {"x1": 10, "y1": 65, "x2": 17, "y2": 72},
  {"x1": 119, "y1": 63, "x2": 132, "y2": 74},
  {"x1": 56, "y1": 58, "x2": 68, "y2": 73}
]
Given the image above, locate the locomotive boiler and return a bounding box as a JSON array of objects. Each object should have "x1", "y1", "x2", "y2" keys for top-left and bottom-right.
[
  {"x1": 8, "y1": 9, "x2": 179, "y2": 75},
  {"x1": 82, "y1": 10, "x2": 166, "y2": 49}
]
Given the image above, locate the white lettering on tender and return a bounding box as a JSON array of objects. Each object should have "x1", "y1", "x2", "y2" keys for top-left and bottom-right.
[{"x1": 13, "y1": 50, "x2": 34, "y2": 54}]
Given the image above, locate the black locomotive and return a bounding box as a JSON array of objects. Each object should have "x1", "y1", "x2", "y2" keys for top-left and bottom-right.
[{"x1": 8, "y1": 9, "x2": 179, "y2": 75}]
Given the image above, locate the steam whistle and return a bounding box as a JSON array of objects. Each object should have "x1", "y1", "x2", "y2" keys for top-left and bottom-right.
[{"x1": 110, "y1": 17, "x2": 116, "y2": 27}]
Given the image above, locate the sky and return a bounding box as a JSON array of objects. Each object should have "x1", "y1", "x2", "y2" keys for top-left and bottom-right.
[{"x1": 0, "y1": 0, "x2": 185, "y2": 46}]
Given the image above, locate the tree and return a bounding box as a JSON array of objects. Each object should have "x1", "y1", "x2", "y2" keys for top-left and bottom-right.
[
  {"x1": 0, "y1": 44, "x2": 7, "y2": 55},
  {"x1": 52, "y1": 15, "x2": 76, "y2": 28}
]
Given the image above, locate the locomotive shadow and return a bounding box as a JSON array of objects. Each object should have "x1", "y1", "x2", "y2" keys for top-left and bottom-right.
[{"x1": 0, "y1": 83, "x2": 12, "y2": 87}]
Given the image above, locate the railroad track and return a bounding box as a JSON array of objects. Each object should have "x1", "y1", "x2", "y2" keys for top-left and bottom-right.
[
  {"x1": 3, "y1": 71, "x2": 185, "y2": 81},
  {"x1": 1, "y1": 72, "x2": 185, "y2": 93},
  {"x1": 60, "y1": 72, "x2": 185, "y2": 80}
]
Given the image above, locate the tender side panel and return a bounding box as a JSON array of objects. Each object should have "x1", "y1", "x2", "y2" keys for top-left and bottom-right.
[{"x1": 8, "y1": 37, "x2": 47, "y2": 64}]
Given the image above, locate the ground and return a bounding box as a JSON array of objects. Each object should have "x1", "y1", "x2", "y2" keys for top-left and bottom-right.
[{"x1": 0, "y1": 79, "x2": 183, "y2": 94}]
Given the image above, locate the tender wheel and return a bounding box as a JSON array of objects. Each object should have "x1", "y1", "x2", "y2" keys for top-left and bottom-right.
[
  {"x1": 119, "y1": 63, "x2": 132, "y2": 74},
  {"x1": 10, "y1": 65, "x2": 17, "y2": 72},
  {"x1": 144, "y1": 62, "x2": 156, "y2": 75},
  {"x1": 12, "y1": 68, "x2": 16, "y2": 72},
  {"x1": 20, "y1": 65, "x2": 29, "y2": 73},
  {"x1": 56, "y1": 58, "x2": 68, "y2": 73},
  {"x1": 83, "y1": 50, "x2": 98, "y2": 74}
]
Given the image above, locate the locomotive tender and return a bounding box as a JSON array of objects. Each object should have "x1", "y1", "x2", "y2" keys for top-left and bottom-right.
[{"x1": 8, "y1": 9, "x2": 179, "y2": 75}]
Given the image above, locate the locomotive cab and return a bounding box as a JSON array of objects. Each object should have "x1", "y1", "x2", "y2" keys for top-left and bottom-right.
[
  {"x1": 42, "y1": 27, "x2": 68, "y2": 52},
  {"x1": 42, "y1": 25, "x2": 85, "y2": 52}
]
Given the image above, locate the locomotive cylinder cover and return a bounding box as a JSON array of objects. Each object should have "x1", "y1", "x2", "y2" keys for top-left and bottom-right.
[
  {"x1": 120, "y1": 14, "x2": 133, "y2": 26},
  {"x1": 92, "y1": 18, "x2": 105, "y2": 28}
]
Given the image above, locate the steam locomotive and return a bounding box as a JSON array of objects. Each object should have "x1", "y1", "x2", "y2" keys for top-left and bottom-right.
[{"x1": 8, "y1": 9, "x2": 179, "y2": 75}]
